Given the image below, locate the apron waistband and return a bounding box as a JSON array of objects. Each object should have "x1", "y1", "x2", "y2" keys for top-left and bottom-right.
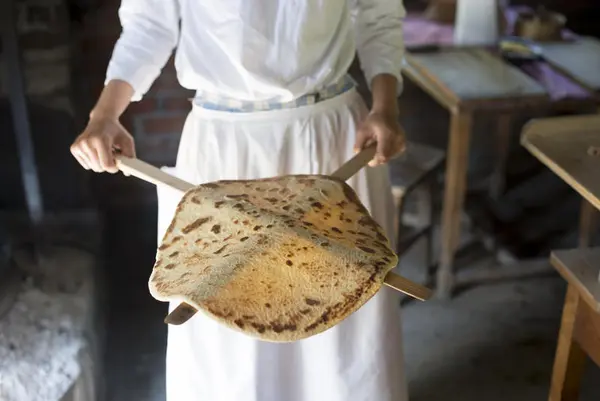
[{"x1": 190, "y1": 75, "x2": 356, "y2": 113}]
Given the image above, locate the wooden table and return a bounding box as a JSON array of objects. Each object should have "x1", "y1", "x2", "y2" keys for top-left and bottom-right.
[
  {"x1": 522, "y1": 114, "x2": 600, "y2": 245},
  {"x1": 521, "y1": 115, "x2": 600, "y2": 209},
  {"x1": 548, "y1": 249, "x2": 600, "y2": 401},
  {"x1": 536, "y1": 37, "x2": 600, "y2": 247},
  {"x1": 403, "y1": 47, "x2": 549, "y2": 299},
  {"x1": 521, "y1": 114, "x2": 600, "y2": 401},
  {"x1": 540, "y1": 37, "x2": 600, "y2": 94}
]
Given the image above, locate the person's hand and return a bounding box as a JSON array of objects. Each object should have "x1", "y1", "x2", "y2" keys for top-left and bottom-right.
[
  {"x1": 354, "y1": 110, "x2": 406, "y2": 167},
  {"x1": 70, "y1": 115, "x2": 135, "y2": 173}
]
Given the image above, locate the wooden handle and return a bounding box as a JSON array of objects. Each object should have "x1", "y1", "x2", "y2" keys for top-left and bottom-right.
[
  {"x1": 383, "y1": 272, "x2": 432, "y2": 301},
  {"x1": 116, "y1": 144, "x2": 376, "y2": 193},
  {"x1": 331, "y1": 144, "x2": 377, "y2": 181},
  {"x1": 165, "y1": 271, "x2": 433, "y2": 325},
  {"x1": 116, "y1": 156, "x2": 194, "y2": 194},
  {"x1": 115, "y1": 153, "x2": 433, "y2": 327}
]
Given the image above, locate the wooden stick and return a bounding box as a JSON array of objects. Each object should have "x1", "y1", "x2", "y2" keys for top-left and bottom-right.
[
  {"x1": 116, "y1": 146, "x2": 432, "y2": 326},
  {"x1": 116, "y1": 144, "x2": 377, "y2": 193},
  {"x1": 331, "y1": 145, "x2": 377, "y2": 180},
  {"x1": 116, "y1": 157, "x2": 194, "y2": 193},
  {"x1": 383, "y1": 272, "x2": 431, "y2": 301}
]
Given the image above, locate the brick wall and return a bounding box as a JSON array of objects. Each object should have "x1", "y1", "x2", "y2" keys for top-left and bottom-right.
[{"x1": 78, "y1": 0, "x2": 193, "y2": 167}]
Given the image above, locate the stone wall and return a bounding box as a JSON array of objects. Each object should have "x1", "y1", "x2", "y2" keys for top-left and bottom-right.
[
  {"x1": 1, "y1": 0, "x2": 73, "y2": 115},
  {"x1": 0, "y1": 0, "x2": 93, "y2": 211}
]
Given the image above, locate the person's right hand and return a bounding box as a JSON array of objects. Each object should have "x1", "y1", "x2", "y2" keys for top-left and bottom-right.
[{"x1": 70, "y1": 116, "x2": 136, "y2": 173}]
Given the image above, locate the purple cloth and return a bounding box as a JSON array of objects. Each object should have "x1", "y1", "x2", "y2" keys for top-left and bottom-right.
[{"x1": 403, "y1": 6, "x2": 593, "y2": 100}]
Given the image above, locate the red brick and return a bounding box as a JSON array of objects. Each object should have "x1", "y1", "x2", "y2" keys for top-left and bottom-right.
[
  {"x1": 165, "y1": 55, "x2": 176, "y2": 69},
  {"x1": 102, "y1": 0, "x2": 122, "y2": 9},
  {"x1": 80, "y1": 36, "x2": 118, "y2": 58},
  {"x1": 86, "y1": 80, "x2": 106, "y2": 100},
  {"x1": 82, "y1": 5, "x2": 121, "y2": 36},
  {"x1": 120, "y1": 114, "x2": 135, "y2": 131},
  {"x1": 161, "y1": 97, "x2": 192, "y2": 111},
  {"x1": 83, "y1": 70, "x2": 109, "y2": 98},
  {"x1": 150, "y1": 73, "x2": 182, "y2": 92},
  {"x1": 141, "y1": 114, "x2": 187, "y2": 135},
  {"x1": 83, "y1": 60, "x2": 109, "y2": 75},
  {"x1": 21, "y1": 32, "x2": 67, "y2": 50},
  {"x1": 136, "y1": 136, "x2": 181, "y2": 166},
  {"x1": 126, "y1": 98, "x2": 160, "y2": 115}
]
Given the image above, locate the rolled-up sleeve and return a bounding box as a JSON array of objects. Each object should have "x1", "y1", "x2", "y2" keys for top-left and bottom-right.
[
  {"x1": 352, "y1": 0, "x2": 406, "y2": 94},
  {"x1": 105, "y1": 0, "x2": 180, "y2": 101}
]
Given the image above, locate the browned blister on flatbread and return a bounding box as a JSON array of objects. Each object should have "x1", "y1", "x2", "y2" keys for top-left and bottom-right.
[{"x1": 149, "y1": 175, "x2": 398, "y2": 342}]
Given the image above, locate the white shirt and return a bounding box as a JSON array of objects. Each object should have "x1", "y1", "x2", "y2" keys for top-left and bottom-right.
[{"x1": 106, "y1": 0, "x2": 406, "y2": 102}]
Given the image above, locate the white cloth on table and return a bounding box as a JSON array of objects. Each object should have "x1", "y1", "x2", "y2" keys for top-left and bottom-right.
[
  {"x1": 156, "y1": 89, "x2": 407, "y2": 401},
  {"x1": 106, "y1": 0, "x2": 406, "y2": 102}
]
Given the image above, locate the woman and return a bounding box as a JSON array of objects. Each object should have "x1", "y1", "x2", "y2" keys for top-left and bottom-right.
[{"x1": 70, "y1": 1, "x2": 408, "y2": 400}]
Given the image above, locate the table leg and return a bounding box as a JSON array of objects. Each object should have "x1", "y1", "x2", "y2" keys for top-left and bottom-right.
[
  {"x1": 489, "y1": 113, "x2": 512, "y2": 200},
  {"x1": 573, "y1": 296, "x2": 600, "y2": 368},
  {"x1": 578, "y1": 199, "x2": 598, "y2": 248},
  {"x1": 549, "y1": 284, "x2": 587, "y2": 401},
  {"x1": 425, "y1": 178, "x2": 436, "y2": 285},
  {"x1": 436, "y1": 110, "x2": 473, "y2": 300}
]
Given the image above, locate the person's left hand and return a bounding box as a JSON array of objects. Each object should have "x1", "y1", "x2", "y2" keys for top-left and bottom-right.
[{"x1": 354, "y1": 110, "x2": 406, "y2": 167}]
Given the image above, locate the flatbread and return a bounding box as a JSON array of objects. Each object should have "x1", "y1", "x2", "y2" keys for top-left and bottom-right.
[{"x1": 149, "y1": 175, "x2": 398, "y2": 342}]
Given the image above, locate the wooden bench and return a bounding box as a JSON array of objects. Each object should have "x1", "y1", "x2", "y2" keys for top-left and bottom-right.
[{"x1": 388, "y1": 141, "x2": 445, "y2": 285}]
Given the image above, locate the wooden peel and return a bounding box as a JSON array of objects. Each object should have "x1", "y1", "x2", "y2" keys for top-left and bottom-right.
[{"x1": 116, "y1": 145, "x2": 433, "y2": 325}]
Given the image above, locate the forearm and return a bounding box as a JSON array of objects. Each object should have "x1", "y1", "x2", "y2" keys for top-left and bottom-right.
[
  {"x1": 371, "y1": 74, "x2": 399, "y2": 117},
  {"x1": 354, "y1": 0, "x2": 405, "y2": 96},
  {"x1": 90, "y1": 79, "x2": 134, "y2": 120}
]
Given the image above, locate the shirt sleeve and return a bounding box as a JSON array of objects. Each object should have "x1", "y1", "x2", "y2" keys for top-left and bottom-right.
[
  {"x1": 105, "y1": 0, "x2": 180, "y2": 101},
  {"x1": 351, "y1": 0, "x2": 406, "y2": 95}
]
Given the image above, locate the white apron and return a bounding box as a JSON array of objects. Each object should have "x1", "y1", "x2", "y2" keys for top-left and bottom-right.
[{"x1": 156, "y1": 88, "x2": 407, "y2": 401}]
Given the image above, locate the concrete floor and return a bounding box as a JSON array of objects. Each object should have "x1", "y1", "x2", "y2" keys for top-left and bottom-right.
[
  {"x1": 101, "y1": 204, "x2": 600, "y2": 401},
  {"x1": 400, "y1": 262, "x2": 600, "y2": 401}
]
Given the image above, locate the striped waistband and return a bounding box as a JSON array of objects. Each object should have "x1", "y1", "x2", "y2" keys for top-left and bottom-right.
[{"x1": 191, "y1": 75, "x2": 356, "y2": 113}]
